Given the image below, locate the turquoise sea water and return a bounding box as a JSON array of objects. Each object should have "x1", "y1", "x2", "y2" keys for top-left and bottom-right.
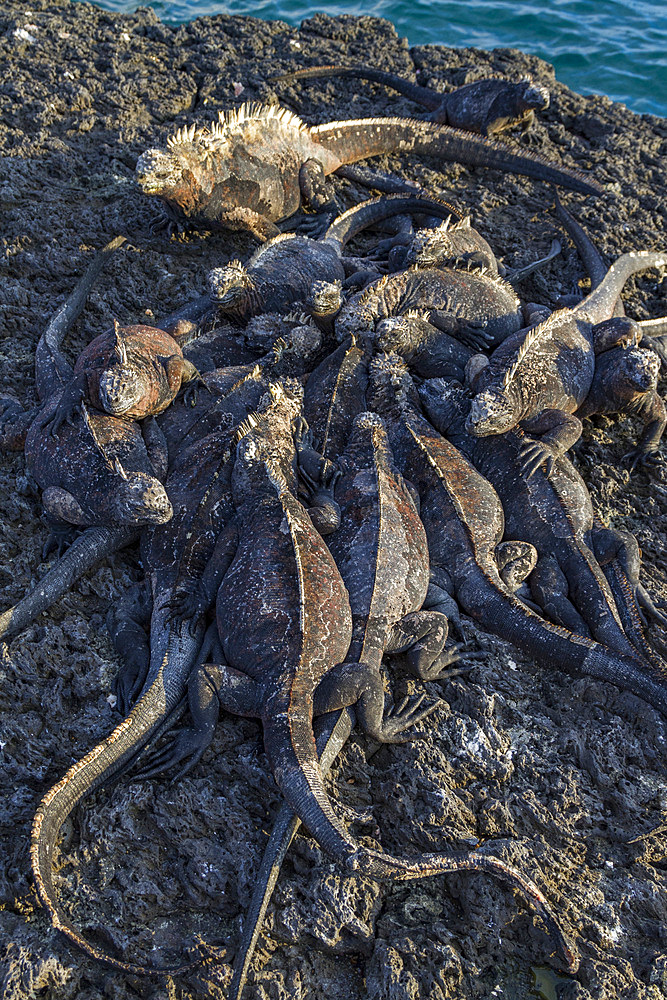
[{"x1": 85, "y1": 0, "x2": 667, "y2": 118}]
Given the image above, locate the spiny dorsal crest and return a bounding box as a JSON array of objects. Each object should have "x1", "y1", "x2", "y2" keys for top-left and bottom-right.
[
  {"x1": 165, "y1": 122, "x2": 197, "y2": 148},
  {"x1": 501, "y1": 312, "x2": 560, "y2": 388},
  {"x1": 112, "y1": 319, "x2": 128, "y2": 366},
  {"x1": 234, "y1": 412, "x2": 259, "y2": 443},
  {"x1": 81, "y1": 402, "x2": 116, "y2": 474}
]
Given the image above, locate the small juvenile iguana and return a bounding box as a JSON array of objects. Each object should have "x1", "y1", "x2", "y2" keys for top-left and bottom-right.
[
  {"x1": 135, "y1": 102, "x2": 602, "y2": 240},
  {"x1": 273, "y1": 66, "x2": 550, "y2": 137}
]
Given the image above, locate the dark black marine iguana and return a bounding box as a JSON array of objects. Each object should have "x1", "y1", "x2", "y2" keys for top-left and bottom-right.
[
  {"x1": 206, "y1": 193, "x2": 462, "y2": 322},
  {"x1": 273, "y1": 66, "x2": 550, "y2": 137},
  {"x1": 418, "y1": 376, "x2": 667, "y2": 669},
  {"x1": 134, "y1": 408, "x2": 577, "y2": 974},
  {"x1": 134, "y1": 102, "x2": 602, "y2": 241},
  {"x1": 366, "y1": 353, "x2": 667, "y2": 720},
  {"x1": 30, "y1": 382, "x2": 308, "y2": 975},
  {"x1": 466, "y1": 251, "x2": 667, "y2": 478}
]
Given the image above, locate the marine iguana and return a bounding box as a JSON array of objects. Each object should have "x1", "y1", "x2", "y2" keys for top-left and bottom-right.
[
  {"x1": 30, "y1": 383, "x2": 306, "y2": 974},
  {"x1": 39, "y1": 320, "x2": 205, "y2": 437},
  {"x1": 466, "y1": 252, "x2": 667, "y2": 477},
  {"x1": 135, "y1": 410, "x2": 577, "y2": 973},
  {"x1": 206, "y1": 193, "x2": 462, "y2": 322},
  {"x1": 135, "y1": 102, "x2": 602, "y2": 240},
  {"x1": 577, "y1": 342, "x2": 665, "y2": 469},
  {"x1": 273, "y1": 66, "x2": 550, "y2": 137},
  {"x1": 302, "y1": 334, "x2": 370, "y2": 464},
  {"x1": 367, "y1": 354, "x2": 667, "y2": 718},
  {"x1": 335, "y1": 261, "x2": 524, "y2": 350},
  {"x1": 419, "y1": 376, "x2": 662, "y2": 664}
]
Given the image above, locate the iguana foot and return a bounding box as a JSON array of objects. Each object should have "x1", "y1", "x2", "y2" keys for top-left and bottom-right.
[
  {"x1": 41, "y1": 523, "x2": 78, "y2": 560},
  {"x1": 622, "y1": 446, "x2": 662, "y2": 473},
  {"x1": 378, "y1": 693, "x2": 444, "y2": 742},
  {"x1": 135, "y1": 725, "x2": 209, "y2": 781},
  {"x1": 114, "y1": 653, "x2": 150, "y2": 716},
  {"x1": 165, "y1": 584, "x2": 209, "y2": 635},
  {"x1": 519, "y1": 438, "x2": 558, "y2": 479}
]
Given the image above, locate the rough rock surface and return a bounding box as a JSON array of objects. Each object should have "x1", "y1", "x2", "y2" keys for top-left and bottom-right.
[{"x1": 1, "y1": 2, "x2": 667, "y2": 998}]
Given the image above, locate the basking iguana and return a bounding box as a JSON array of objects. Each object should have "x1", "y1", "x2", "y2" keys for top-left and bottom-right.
[
  {"x1": 335, "y1": 261, "x2": 524, "y2": 350},
  {"x1": 135, "y1": 102, "x2": 602, "y2": 240},
  {"x1": 133, "y1": 410, "x2": 577, "y2": 973},
  {"x1": 39, "y1": 321, "x2": 205, "y2": 437},
  {"x1": 273, "y1": 66, "x2": 550, "y2": 137},
  {"x1": 206, "y1": 193, "x2": 462, "y2": 322},
  {"x1": 367, "y1": 353, "x2": 667, "y2": 719},
  {"x1": 30, "y1": 382, "x2": 307, "y2": 975},
  {"x1": 418, "y1": 376, "x2": 665, "y2": 667},
  {"x1": 466, "y1": 251, "x2": 667, "y2": 477}
]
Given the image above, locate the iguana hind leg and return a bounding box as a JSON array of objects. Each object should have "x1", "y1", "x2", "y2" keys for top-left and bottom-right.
[
  {"x1": 107, "y1": 581, "x2": 153, "y2": 715},
  {"x1": 313, "y1": 661, "x2": 441, "y2": 743},
  {"x1": 386, "y1": 610, "x2": 460, "y2": 681},
  {"x1": 528, "y1": 555, "x2": 591, "y2": 636},
  {"x1": 496, "y1": 540, "x2": 538, "y2": 592}
]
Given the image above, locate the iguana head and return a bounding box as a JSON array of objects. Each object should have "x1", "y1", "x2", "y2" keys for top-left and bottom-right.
[
  {"x1": 99, "y1": 365, "x2": 145, "y2": 416},
  {"x1": 518, "y1": 78, "x2": 550, "y2": 111},
  {"x1": 465, "y1": 385, "x2": 518, "y2": 437},
  {"x1": 113, "y1": 468, "x2": 173, "y2": 525},
  {"x1": 367, "y1": 352, "x2": 420, "y2": 413},
  {"x1": 135, "y1": 147, "x2": 189, "y2": 198},
  {"x1": 207, "y1": 261, "x2": 251, "y2": 308},
  {"x1": 307, "y1": 280, "x2": 343, "y2": 319},
  {"x1": 375, "y1": 313, "x2": 431, "y2": 356},
  {"x1": 618, "y1": 347, "x2": 660, "y2": 393}
]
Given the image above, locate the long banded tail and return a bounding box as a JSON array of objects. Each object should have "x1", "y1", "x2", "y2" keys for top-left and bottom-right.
[
  {"x1": 324, "y1": 193, "x2": 462, "y2": 249},
  {"x1": 0, "y1": 526, "x2": 137, "y2": 641},
  {"x1": 263, "y1": 695, "x2": 577, "y2": 973},
  {"x1": 30, "y1": 625, "x2": 205, "y2": 975},
  {"x1": 311, "y1": 116, "x2": 604, "y2": 197}
]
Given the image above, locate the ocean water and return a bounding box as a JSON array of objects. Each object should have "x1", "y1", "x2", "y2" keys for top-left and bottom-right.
[{"x1": 85, "y1": 0, "x2": 667, "y2": 118}]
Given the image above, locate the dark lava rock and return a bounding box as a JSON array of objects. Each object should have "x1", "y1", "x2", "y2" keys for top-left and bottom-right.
[{"x1": 0, "y1": 2, "x2": 666, "y2": 999}]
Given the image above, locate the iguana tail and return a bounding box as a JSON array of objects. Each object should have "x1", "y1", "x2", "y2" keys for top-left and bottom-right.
[
  {"x1": 273, "y1": 64, "x2": 442, "y2": 111},
  {"x1": 575, "y1": 251, "x2": 667, "y2": 324},
  {"x1": 30, "y1": 619, "x2": 206, "y2": 975},
  {"x1": 324, "y1": 193, "x2": 462, "y2": 249},
  {"x1": 227, "y1": 708, "x2": 355, "y2": 1000},
  {"x1": 311, "y1": 116, "x2": 604, "y2": 197},
  {"x1": 35, "y1": 235, "x2": 127, "y2": 401},
  {"x1": 262, "y1": 695, "x2": 578, "y2": 974},
  {"x1": 0, "y1": 526, "x2": 137, "y2": 641}
]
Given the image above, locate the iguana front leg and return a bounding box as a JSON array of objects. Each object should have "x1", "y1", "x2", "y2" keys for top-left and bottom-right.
[
  {"x1": 591, "y1": 524, "x2": 667, "y2": 629},
  {"x1": 386, "y1": 610, "x2": 460, "y2": 681},
  {"x1": 528, "y1": 554, "x2": 591, "y2": 636},
  {"x1": 297, "y1": 159, "x2": 340, "y2": 235},
  {"x1": 35, "y1": 374, "x2": 88, "y2": 437},
  {"x1": 141, "y1": 416, "x2": 169, "y2": 481},
  {"x1": 622, "y1": 392, "x2": 666, "y2": 472},
  {"x1": 518, "y1": 411, "x2": 583, "y2": 478}
]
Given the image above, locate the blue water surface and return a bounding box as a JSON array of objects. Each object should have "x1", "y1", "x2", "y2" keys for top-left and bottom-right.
[{"x1": 85, "y1": 0, "x2": 667, "y2": 117}]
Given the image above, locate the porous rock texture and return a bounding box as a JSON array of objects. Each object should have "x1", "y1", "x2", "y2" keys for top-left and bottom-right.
[{"x1": 1, "y1": 2, "x2": 667, "y2": 998}]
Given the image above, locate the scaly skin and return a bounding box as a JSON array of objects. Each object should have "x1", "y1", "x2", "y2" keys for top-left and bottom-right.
[
  {"x1": 336, "y1": 263, "x2": 523, "y2": 349},
  {"x1": 367, "y1": 354, "x2": 667, "y2": 718},
  {"x1": 39, "y1": 322, "x2": 202, "y2": 436},
  {"x1": 302, "y1": 335, "x2": 370, "y2": 463},
  {"x1": 146, "y1": 414, "x2": 577, "y2": 975},
  {"x1": 206, "y1": 194, "x2": 462, "y2": 322},
  {"x1": 422, "y1": 377, "x2": 650, "y2": 661},
  {"x1": 466, "y1": 252, "x2": 667, "y2": 476},
  {"x1": 322, "y1": 410, "x2": 459, "y2": 686},
  {"x1": 273, "y1": 66, "x2": 550, "y2": 137},
  {"x1": 30, "y1": 386, "x2": 305, "y2": 975},
  {"x1": 135, "y1": 103, "x2": 602, "y2": 239},
  {"x1": 576, "y1": 345, "x2": 665, "y2": 469},
  {"x1": 374, "y1": 311, "x2": 474, "y2": 380}
]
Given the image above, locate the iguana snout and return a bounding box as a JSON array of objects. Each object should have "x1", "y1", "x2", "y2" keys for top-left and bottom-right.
[
  {"x1": 621, "y1": 347, "x2": 660, "y2": 391},
  {"x1": 466, "y1": 387, "x2": 518, "y2": 437},
  {"x1": 99, "y1": 365, "x2": 144, "y2": 416},
  {"x1": 115, "y1": 472, "x2": 173, "y2": 525}
]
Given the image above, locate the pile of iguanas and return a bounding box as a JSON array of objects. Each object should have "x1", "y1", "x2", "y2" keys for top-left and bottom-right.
[{"x1": 3, "y1": 64, "x2": 667, "y2": 999}]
